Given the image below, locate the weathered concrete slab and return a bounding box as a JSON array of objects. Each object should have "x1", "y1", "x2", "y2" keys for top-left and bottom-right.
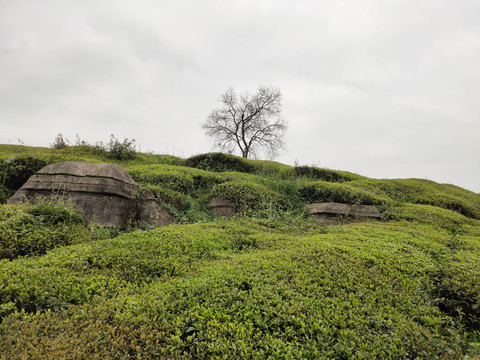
[
  {"x1": 350, "y1": 204, "x2": 381, "y2": 218},
  {"x1": 309, "y1": 214, "x2": 343, "y2": 225},
  {"x1": 306, "y1": 202, "x2": 381, "y2": 224},
  {"x1": 306, "y1": 202, "x2": 351, "y2": 215},
  {"x1": 209, "y1": 197, "x2": 235, "y2": 217},
  {"x1": 137, "y1": 189, "x2": 174, "y2": 228},
  {"x1": 37, "y1": 161, "x2": 137, "y2": 184},
  {"x1": 16, "y1": 174, "x2": 137, "y2": 199}
]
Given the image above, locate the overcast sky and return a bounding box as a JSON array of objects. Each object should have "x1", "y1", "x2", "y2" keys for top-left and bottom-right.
[{"x1": 1, "y1": 0, "x2": 479, "y2": 192}]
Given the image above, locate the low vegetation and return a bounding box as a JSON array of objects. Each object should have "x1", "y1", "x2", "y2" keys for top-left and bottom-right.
[
  {"x1": 0, "y1": 201, "x2": 116, "y2": 260},
  {"x1": 0, "y1": 142, "x2": 479, "y2": 359},
  {"x1": 299, "y1": 180, "x2": 390, "y2": 206}
]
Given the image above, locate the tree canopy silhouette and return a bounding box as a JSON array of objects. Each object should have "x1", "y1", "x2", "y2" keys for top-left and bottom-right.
[{"x1": 202, "y1": 86, "x2": 287, "y2": 159}]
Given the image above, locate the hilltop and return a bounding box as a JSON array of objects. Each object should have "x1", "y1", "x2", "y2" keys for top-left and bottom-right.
[{"x1": 1, "y1": 144, "x2": 479, "y2": 359}]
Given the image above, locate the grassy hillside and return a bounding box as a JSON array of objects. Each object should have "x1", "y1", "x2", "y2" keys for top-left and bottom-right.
[{"x1": 1, "y1": 144, "x2": 479, "y2": 359}]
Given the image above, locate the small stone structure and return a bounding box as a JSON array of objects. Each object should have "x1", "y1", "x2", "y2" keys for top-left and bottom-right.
[
  {"x1": 137, "y1": 189, "x2": 174, "y2": 228},
  {"x1": 209, "y1": 197, "x2": 235, "y2": 217},
  {"x1": 8, "y1": 161, "x2": 173, "y2": 229},
  {"x1": 306, "y1": 202, "x2": 381, "y2": 224}
]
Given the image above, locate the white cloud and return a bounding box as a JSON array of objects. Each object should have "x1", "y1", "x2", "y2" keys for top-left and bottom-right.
[{"x1": 0, "y1": 0, "x2": 479, "y2": 191}]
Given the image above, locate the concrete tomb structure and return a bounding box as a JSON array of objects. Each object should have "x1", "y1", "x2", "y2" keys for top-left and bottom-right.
[
  {"x1": 137, "y1": 189, "x2": 175, "y2": 228},
  {"x1": 8, "y1": 161, "x2": 173, "y2": 228},
  {"x1": 306, "y1": 202, "x2": 381, "y2": 224}
]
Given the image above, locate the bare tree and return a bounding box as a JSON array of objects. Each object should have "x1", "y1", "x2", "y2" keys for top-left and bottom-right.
[{"x1": 202, "y1": 86, "x2": 287, "y2": 159}]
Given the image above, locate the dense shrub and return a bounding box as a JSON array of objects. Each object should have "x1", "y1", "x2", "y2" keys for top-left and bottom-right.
[
  {"x1": 0, "y1": 144, "x2": 480, "y2": 359},
  {"x1": 0, "y1": 219, "x2": 86, "y2": 260},
  {"x1": 393, "y1": 203, "x2": 478, "y2": 231},
  {"x1": 0, "y1": 222, "x2": 239, "y2": 319},
  {"x1": 416, "y1": 194, "x2": 479, "y2": 219},
  {"x1": 148, "y1": 154, "x2": 185, "y2": 166},
  {"x1": 0, "y1": 185, "x2": 13, "y2": 204},
  {"x1": 0, "y1": 259, "x2": 126, "y2": 319},
  {"x1": 299, "y1": 180, "x2": 388, "y2": 205},
  {"x1": 0, "y1": 156, "x2": 47, "y2": 190},
  {"x1": 128, "y1": 164, "x2": 222, "y2": 194},
  {"x1": 248, "y1": 159, "x2": 294, "y2": 178},
  {"x1": 145, "y1": 185, "x2": 188, "y2": 210},
  {"x1": 25, "y1": 201, "x2": 85, "y2": 225},
  {"x1": 50, "y1": 133, "x2": 69, "y2": 149},
  {"x1": 67, "y1": 143, "x2": 109, "y2": 159},
  {"x1": 1, "y1": 218, "x2": 480, "y2": 358},
  {"x1": 212, "y1": 180, "x2": 289, "y2": 213},
  {"x1": 60, "y1": 134, "x2": 138, "y2": 161},
  {"x1": 186, "y1": 152, "x2": 255, "y2": 173},
  {"x1": 434, "y1": 266, "x2": 480, "y2": 333},
  {"x1": 186, "y1": 153, "x2": 295, "y2": 179},
  {"x1": 128, "y1": 164, "x2": 196, "y2": 193},
  {"x1": 257, "y1": 177, "x2": 305, "y2": 210},
  {"x1": 0, "y1": 203, "x2": 100, "y2": 260},
  {"x1": 0, "y1": 204, "x2": 21, "y2": 221},
  {"x1": 2, "y1": 220, "x2": 479, "y2": 358},
  {"x1": 350, "y1": 179, "x2": 480, "y2": 219},
  {"x1": 216, "y1": 171, "x2": 258, "y2": 183},
  {"x1": 0, "y1": 301, "x2": 171, "y2": 360},
  {"x1": 105, "y1": 134, "x2": 137, "y2": 161},
  {"x1": 294, "y1": 165, "x2": 364, "y2": 182}
]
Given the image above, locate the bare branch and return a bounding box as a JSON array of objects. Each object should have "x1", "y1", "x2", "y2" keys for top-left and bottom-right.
[{"x1": 202, "y1": 86, "x2": 287, "y2": 159}]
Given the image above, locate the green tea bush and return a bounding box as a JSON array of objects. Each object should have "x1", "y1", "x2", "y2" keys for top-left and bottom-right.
[
  {"x1": 174, "y1": 196, "x2": 215, "y2": 224},
  {"x1": 257, "y1": 177, "x2": 305, "y2": 210},
  {"x1": 66, "y1": 143, "x2": 109, "y2": 159},
  {"x1": 49, "y1": 225, "x2": 230, "y2": 283},
  {"x1": 186, "y1": 152, "x2": 255, "y2": 173},
  {"x1": 128, "y1": 164, "x2": 223, "y2": 194},
  {"x1": 0, "y1": 203, "x2": 96, "y2": 260},
  {"x1": 1, "y1": 219, "x2": 479, "y2": 358},
  {"x1": 248, "y1": 159, "x2": 294, "y2": 178},
  {"x1": 0, "y1": 300, "x2": 171, "y2": 360},
  {"x1": 429, "y1": 226, "x2": 480, "y2": 333},
  {"x1": 186, "y1": 153, "x2": 295, "y2": 179},
  {"x1": 0, "y1": 204, "x2": 20, "y2": 221},
  {"x1": 128, "y1": 164, "x2": 196, "y2": 193},
  {"x1": 149, "y1": 154, "x2": 186, "y2": 166},
  {"x1": 415, "y1": 194, "x2": 479, "y2": 219},
  {"x1": 294, "y1": 165, "x2": 364, "y2": 182},
  {"x1": 394, "y1": 204, "x2": 478, "y2": 231},
  {"x1": 216, "y1": 171, "x2": 257, "y2": 183},
  {"x1": 350, "y1": 179, "x2": 480, "y2": 219},
  {"x1": 434, "y1": 266, "x2": 480, "y2": 333},
  {"x1": 25, "y1": 201, "x2": 85, "y2": 225},
  {"x1": 0, "y1": 222, "x2": 239, "y2": 318},
  {"x1": 0, "y1": 143, "x2": 479, "y2": 359},
  {"x1": 299, "y1": 180, "x2": 388, "y2": 205},
  {"x1": 0, "y1": 258, "x2": 126, "y2": 318},
  {"x1": 212, "y1": 180, "x2": 289, "y2": 213},
  {"x1": 145, "y1": 185, "x2": 188, "y2": 210}
]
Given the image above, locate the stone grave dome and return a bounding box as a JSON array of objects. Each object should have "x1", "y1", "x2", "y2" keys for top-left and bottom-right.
[{"x1": 8, "y1": 161, "x2": 161, "y2": 228}]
